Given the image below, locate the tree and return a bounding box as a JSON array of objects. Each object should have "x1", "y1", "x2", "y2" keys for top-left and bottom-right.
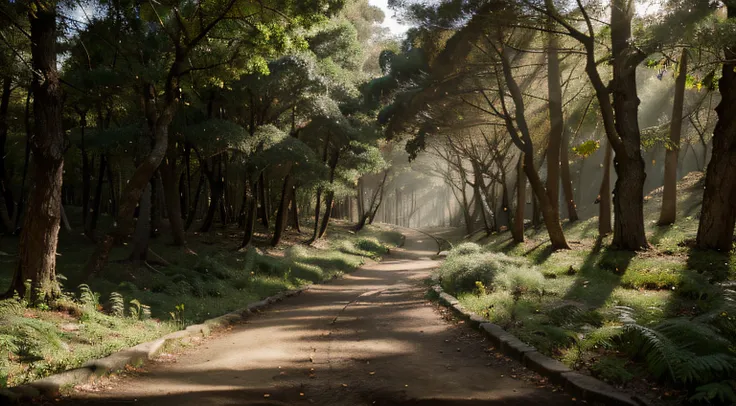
[
  {"x1": 82, "y1": 0, "x2": 343, "y2": 275},
  {"x1": 697, "y1": 1, "x2": 736, "y2": 251},
  {"x1": 546, "y1": 0, "x2": 712, "y2": 249},
  {"x1": 4, "y1": 0, "x2": 64, "y2": 301},
  {"x1": 659, "y1": 48, "x2": 689, "y2": 225}
]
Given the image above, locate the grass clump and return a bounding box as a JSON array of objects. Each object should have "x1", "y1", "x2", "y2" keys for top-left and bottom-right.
[
  {"x1": 437, "y1": 249, "x2": 528, "y2": 294},
  {"x1": 332, "y1": 236, "x2": 390, "y2": 259}
]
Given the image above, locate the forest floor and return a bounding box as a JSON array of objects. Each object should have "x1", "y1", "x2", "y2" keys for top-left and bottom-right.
[
  {"x1": 0, "y1": 217, "x2": 402, "y2": 388},
  {"x1": 50, "y1": 230, "x2": 576, "y2": 405},
  {"x1": 438, "y1": 172, "x2": 736, "y2": 404}
]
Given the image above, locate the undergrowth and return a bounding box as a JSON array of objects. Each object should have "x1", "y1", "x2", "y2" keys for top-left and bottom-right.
[
  {"x1": 0, "y1": 223, "x2": 401, "y2": 388},
  {"x1": 439, "y1": 173, "x2": 736, "y2": 404}
]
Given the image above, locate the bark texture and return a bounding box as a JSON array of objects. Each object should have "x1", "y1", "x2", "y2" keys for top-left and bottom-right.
[
  {"x1": 697, "y1": 3, "x2": 736, "y2": 251},
  {"x1": 7, "y1": 3, "x2": 64, "y2": 301}
]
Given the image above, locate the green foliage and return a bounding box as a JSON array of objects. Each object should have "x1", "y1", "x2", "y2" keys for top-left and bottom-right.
[
  {"x1": 182, "y1": 119, "x2": 249, "y2": 157},
  {"x1": 621, "y1": 314, "x2": 736, "y2": 386},
  {"x1": 108, "y1": 292, "x2": 125, "y2": 318},
  {"x1": 170, "y1": 304, "x2": 186, "y2": 330},
  {"x1": 78, "y1": 284, "x2": 100, "y2": 310},
  {"x1": 128, "y1": 299, "x2": 152, "y2": 321},
  {"x1": 571, "y1": 140, "x2": 600, "y2": 158},
  {"x1": 437, "y1": 246, "x2": 532, "y2": 295},
  {"x1": 590, "y1": 357, "x2": 636, "y2": 385},
  {"x1": 448, "y1": 242, "x2": 483, "y2": 257},
  {"x1": 690, "y1": 381, "x2": 736, "y2": 404}
]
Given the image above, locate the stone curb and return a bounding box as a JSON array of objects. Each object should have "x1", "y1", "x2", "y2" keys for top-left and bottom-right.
[
  {"x1": 0, "y1": 287, "x2": 309, "y2": 403},
  {"x1": 431, "y1": 284, "x2": 641, "y2": 406}
]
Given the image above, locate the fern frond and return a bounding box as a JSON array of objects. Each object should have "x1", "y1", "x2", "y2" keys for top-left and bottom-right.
[
  {"x1": 78, "y1": 284, "x2": 100, "y2": 308},
  {"x1": 108, "y1": 292, "x2": 125, "y2": 318},
  {"x1": 625, "y1": 323, "x2": 681, "y2": 381}
]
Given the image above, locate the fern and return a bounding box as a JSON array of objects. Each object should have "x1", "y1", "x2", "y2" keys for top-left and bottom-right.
[
  {"x1": 695, "y1": 289, "x2": 736, "y2": 341},
  {"x1": 108, "y1": 292, "x2": 125, "y2": 318},
  {"x1": 78, "y1": 284, "x2": 100, "y2": 309},
  {"x1": 690, "y1": 381, "x2": 736, "y2": 404},
  {"x1": 624, "y1": 321, "x2": 736, "y2": 385},
  {"x1": 129, "y1": 299, "x2": 141, "y2": 320},
  {"x1": 128, "y1": 299, "x2": 151, "y2": 320},
  {"x1": 546, "y1": 302, "x2": 588, "y2": 326},
  {"x1": 0, "y1": 299, "x2": 26, "y2": 317}
]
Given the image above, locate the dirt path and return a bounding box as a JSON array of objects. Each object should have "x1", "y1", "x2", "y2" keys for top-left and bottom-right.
[{"x1": 63, "y1": 231, "x2": 576, "y2": 405}]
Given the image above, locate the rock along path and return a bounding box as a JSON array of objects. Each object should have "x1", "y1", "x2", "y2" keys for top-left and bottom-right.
[{"x1": 64, "y1": 231, "x2": 576, "y2": 405}]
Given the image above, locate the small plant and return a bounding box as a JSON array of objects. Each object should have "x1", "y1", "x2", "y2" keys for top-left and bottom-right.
[
  {"x1": 690, "y1": 381, "x2": 736, "y2": 404},
  {"x1": 474, "y1": 281, "x2": 487, "y2": 296},
  {"x1": 108, "y1": 292, "x2": 125, "y2": 317},
  {"x1": 169, "y1": 303, "x2": 185, "y2": 329},
  {"x1": 78, "y1": 284, "x2": 100, "y2": 309},
  {"x1": 590, "y1": 357, "x2": 635, "y2": 384},
  {"x1": 129, "y1": 299, "x2": 151, "y2": 320}
]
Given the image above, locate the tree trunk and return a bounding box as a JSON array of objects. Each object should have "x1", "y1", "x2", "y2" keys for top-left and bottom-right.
[
  {"x1": 0, "y1": 77, "x2": 15, "y2": 233},
  {"x1": 612, "y1": 154, "x2": 647, "y2": 248},
  {"x1": 319, "y1": 191, "x2": 335, "y2": 238},
  {"x1": 471, "y1": 162, "x2": 491, "y2": 233},
  {"x1": 257, "y1": 172, "x2": 269, "y2": 228},
  {"x1": 150, "y1": 170, "x2": 162, "y2": 238},
  {"x1": 368, "y1": 173, "x2": 388, "y2": 225},
  {"x1": 289, "y1": 186, "x2": 301, "y2": 232},
  {"x1": 500, "y1": 179, "x2": 510, "y2": 230},
  {"x1": 179, "y1": 171, "x2": 187, "y2": 220},
  {"x1": 525, "y1": 155, "x2": 568, "y2": 249},
  {"x1": 60, "y1": 204, "x2": 72, "y2": 232},
  {"x1": 560, "y1": 129, "x2": 578, "y2": 222},
  {"x1": 697, "y1": 4, "x2": 736, "y2": 251},
  {"x1": 86, "y1": 154, "x2": 107, "y2": 238},
  {"x1": 106, "y1": 158, "x2": 117, "y2": 217},
  {"x1": 599, "y1": 142, "x2": 613, "y2": 235},
  {"x1": 128, "y1": 183, "x2": 152, "y2": 261},
  {"x1": 271, "y1": 171, "x2": 294, "y2": 246},
  {"x1": 531, "y1": 195, "x2": 541, "y2": 228},
  {"x1": 85, "y1": 80, "x2": 179, "y2": 278},
  {"x1": 311, "y1": 188, "x2": 323, "y2": 242},
  {"x1": 497, "y1": 43, "x2": 568, "y2": 250},
  {"x1": 200, "y1": 157, "x2": 223, "y2": 233},
  {"x1": 6, "y1": 4, "x2": 64, "y2": 301},
  {"x1": 317, "y1": 151, "x2": 340, "y2": 239},
  {"x1": 659, "y1": 48, "x2": 688, "y2": 225},
  {"x1": 546, "y1": 26, "x2": 563, "y2": 216},
  {"x1": 607, "y1": 0, "x2": 648, "y2": 249},
  {"x1": 160, "y1": 156, "x2": 186, "y2": 245},
  {"x1": 240, "y1": 181, "x2": 258, "y2": 249},
  {"x1": 79, "y1": 113, "x2": 91, "y2": 228},
  {"x1": 357, "y1": 178, "x2": 364, "y2": 222},
  {"x1": 15, "y1": 89, "x2": 32, "y2": 231},
  {"x1": 185, "y1": 173, "x2": 204, "y2": 230}
]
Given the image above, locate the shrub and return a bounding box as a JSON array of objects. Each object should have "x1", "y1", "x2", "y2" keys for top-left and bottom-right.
[
  {"x1": 355, "y1": 237, "x2": 388, "y2": 256},
  {"x1": 493, "y1": 266, "x2": 545, "y2": 298},
  {"x1": 590, "y1": 357, "x2": 636, "y2": 384},
  {"x1": 447, "y1": 242, "x2": 482, "y2": 258},
  {"x1": 437, "y1": 248, "x2": 532, "y2": 295}
]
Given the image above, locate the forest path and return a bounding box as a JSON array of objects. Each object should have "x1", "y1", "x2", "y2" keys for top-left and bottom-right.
[{"x1": 63, "y1": 231, "x2": 575, "y2": 405}]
